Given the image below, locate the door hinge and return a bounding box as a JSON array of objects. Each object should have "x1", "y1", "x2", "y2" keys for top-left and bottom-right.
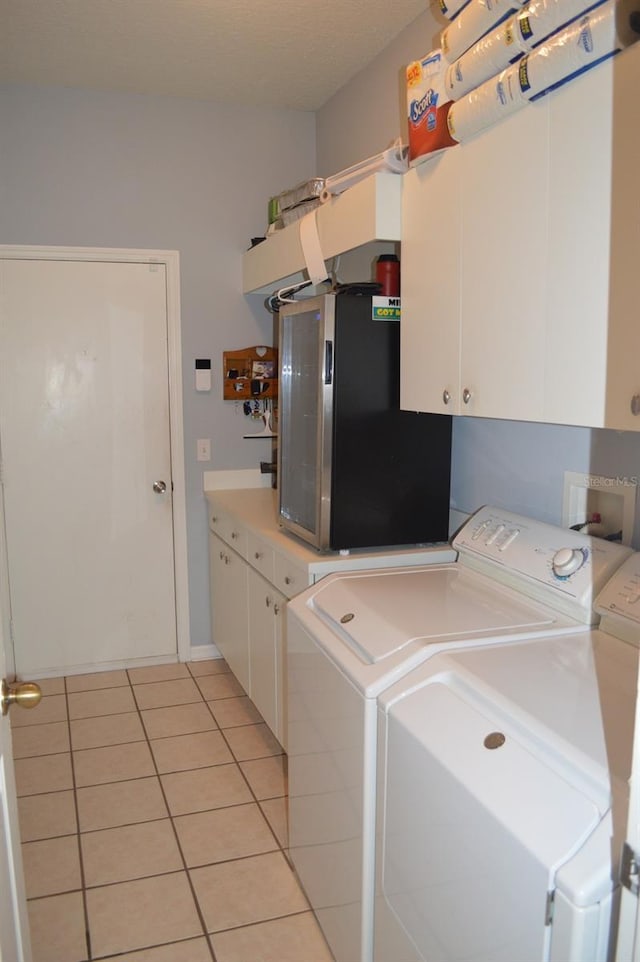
[
  {"x1": 621, "y1": 841, "x2": 640, "y2": 897},
  {"x1": 545, "y1": 889, "x2": 555, "y2": 926}
]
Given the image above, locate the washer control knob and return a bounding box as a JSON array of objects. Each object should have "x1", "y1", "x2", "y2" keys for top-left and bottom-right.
[{"x1": 552, "y1": 547, "x2": 585, "y2": 578}]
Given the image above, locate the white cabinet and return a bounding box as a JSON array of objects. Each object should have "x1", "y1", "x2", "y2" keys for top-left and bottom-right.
[
  {"x1": 208, "y1": 533, "x2": 250, "y2": 693},
  {"x1": 401, "y1": 46, "x2": 640, "y2": 430},
  {"x1": 207, "y1": 487, "x2": 456, "y2": 748},
  {"x1": 242, "y1": 172, "x2": 402, "y2": 294},
  {"x1": 247, "y1": 568, "x2": 286, "y2": 746}
]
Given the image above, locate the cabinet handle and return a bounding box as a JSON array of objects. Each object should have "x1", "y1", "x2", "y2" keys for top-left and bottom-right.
[
  {"x1": 442, "y1": 389, "x2": 451, "y2": 405},
  {"x1": 219, "y1": 550, "x2": 225, "y2": 560},
  {"x1": 284, "y1": 576, "x2": 292, "y2": 585},
  {"x1": 265, "y1": 596, "x2": 272, "y2": 608},
  {"x1": 212, "y1": 515, "x2": 219, "y2": 523},
  {"x1": 254, "y1": 551, "x2": 263, "y2": 560},
  {"x1": 231, "y1": 531, "x2": 239, "y2": 540},
  {"x1": 224, "y1": 554, "x2": 230, "y2": 565},
  {"x1": 462, "y1": 388, "x2": 472, "y2": 405},
  {"x1": 274, "y1": 604, "x2": 280, "y2": 615}
]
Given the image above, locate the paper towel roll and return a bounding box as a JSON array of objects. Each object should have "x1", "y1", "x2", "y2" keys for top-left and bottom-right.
[
  {"x1": 439, "y1": 0, "x2": 473, "y2": 21},
  {"x1": 445, "y1": 18, "x2": 527, "y2": 99},
  {"x1": 517, "y1": 0, "x2": 640, "y2": 100},
  {"x1": 444, "y1": 0, "x2": 608, "y2": 99},
  {"x1": 447, "y1": 63, "x2": 527, "y2": 141},
  {"x1": 514, "y1": 0, "x2": 606, "y2": 50},
  {"x1": 441, "y1": 0, "x2": 526, "y2": 64}
]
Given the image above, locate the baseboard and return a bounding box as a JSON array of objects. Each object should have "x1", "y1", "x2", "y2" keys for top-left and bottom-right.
[{"x1": 189, "y1": 643, "x2": 222, "y2": 661}]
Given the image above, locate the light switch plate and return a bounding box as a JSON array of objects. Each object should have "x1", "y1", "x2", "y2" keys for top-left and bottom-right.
[{"x1": 197, "y1": 439, "x2": 211, "y2": 462}]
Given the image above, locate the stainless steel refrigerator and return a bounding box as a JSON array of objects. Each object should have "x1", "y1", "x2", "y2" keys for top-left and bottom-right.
[{"x1": 278, "y1": 292, "x2": 451, "y2": 551}]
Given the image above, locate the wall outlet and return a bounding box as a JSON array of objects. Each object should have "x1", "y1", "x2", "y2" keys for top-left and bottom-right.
[
  {"x1": 197, "y1": 439, "x2": 211, "y2": 462},
  {"x1": 562, "y1": 471, "x2": 636, "y2": 545}
]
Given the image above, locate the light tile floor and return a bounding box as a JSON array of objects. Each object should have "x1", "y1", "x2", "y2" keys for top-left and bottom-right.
[{"x1": 12, "y1": 659, "x2": 334, "y2": 962}]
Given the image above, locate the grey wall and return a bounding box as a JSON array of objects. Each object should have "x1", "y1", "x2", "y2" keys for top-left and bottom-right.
[
  {"x1": 316, "y1": 13, "x2": 640, "y2": 546},
  {"x1": 0, "y1": 83, "x2": 316, "y2": 647}
]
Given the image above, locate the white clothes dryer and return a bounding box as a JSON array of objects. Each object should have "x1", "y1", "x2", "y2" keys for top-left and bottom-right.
[
  {"x1": 374, "y1": 551, "x2": 640, "y2": 962},
  {"x1": 286, "y1": 506, "x2": 632, "y2": 962}
]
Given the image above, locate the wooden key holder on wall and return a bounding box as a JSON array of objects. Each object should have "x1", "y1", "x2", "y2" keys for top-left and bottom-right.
[{"x1": 222, "y1": 345, "x2": 277, "y2": 401}]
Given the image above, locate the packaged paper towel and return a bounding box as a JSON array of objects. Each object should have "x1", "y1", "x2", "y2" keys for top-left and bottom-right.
[
  {"x1": 447, "y1": 62, "x2": 526, "y2": 141},
  {"x1": 517, "y1": 0, "x2": 640, "y2": 100},
  {"x1": 445, "y1": 0, "x2": 606, "y2": 99},
  {"x1": 441, "y1": 0, "x2": 526, "y2": 64},
  {"x1": 438, "y1": 0, "x2": 473, "y2": 21},
  {"x1": 407, "y1": 51, "x2": 458, "y2": 164}
]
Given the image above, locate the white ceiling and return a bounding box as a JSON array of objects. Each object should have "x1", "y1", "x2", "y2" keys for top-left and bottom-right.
[{"x1": 0, "y1": 0, "x2": 426, "y2": 110}]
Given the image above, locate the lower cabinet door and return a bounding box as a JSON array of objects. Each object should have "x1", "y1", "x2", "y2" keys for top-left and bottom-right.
[
  {"x1": 247, "y1": 567, "x2": 285, "y2": 743},
  {"x1": 209, "y1": 533, "x2": 250, "y2": 693}
]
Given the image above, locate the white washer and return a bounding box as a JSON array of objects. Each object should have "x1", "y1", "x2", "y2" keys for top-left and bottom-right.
[
  {"x1": 286, "y1": 506, "x2": 632, "y2": 962},
  {"x1": 374, "y1": 551, "x2": 640, "y2": 962}
]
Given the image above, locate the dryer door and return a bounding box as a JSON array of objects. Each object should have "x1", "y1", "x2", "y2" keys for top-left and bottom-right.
[{"x1": 380, "y1": 679, "x2": 602, "y2": 962}]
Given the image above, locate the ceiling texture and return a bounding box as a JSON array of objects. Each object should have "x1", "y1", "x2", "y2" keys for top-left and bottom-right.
[{"x1": 0, "y1": 0, "x2": 426, "y2": 110}]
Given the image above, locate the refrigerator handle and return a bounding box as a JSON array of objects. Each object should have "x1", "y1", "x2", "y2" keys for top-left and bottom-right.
[{"x1": 324, "y1": 340, "x2": 333, "y2": 385}]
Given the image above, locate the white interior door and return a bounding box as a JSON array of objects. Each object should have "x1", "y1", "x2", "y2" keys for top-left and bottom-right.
[
  {"x1": 0, "y1": 491, "x2": 32, "y2": 961},
  {"x1": 0, "y1": 257, "x2": 178, "y2": 676}
]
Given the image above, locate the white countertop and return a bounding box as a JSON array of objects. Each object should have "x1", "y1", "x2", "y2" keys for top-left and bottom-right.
[{"x1": 206, "y1": 487, "x2": 457, "y2": 575}]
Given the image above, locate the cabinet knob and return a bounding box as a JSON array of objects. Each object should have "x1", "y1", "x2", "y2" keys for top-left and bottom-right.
[
  {"x1": 631, "y1": 394, "x2": 640, "y2": 416},
  {"x1": 442, "y1": 389, "x2": 451, "y2": 405},
  {"x1": 219, "y1": 550, "x2": 225, "y2": 560},
  {"x1": 212, "y1": 515, "x2": 219, "y2": 523},
  {"x1": 231, "y1": 531, "x2": 239, "y2": 540},
  {"x1": 224, "y1": 554, "x2": 230, "y2": 565},
  {"x1": 462, "y1": 388, "x2": 472, "y2": 405},
  {"x1": 284, "y1": 576, "x2": 292, "y2": 585},
  {"x1": 255, "y1": 551, "x2": 263, "y2": 560}
]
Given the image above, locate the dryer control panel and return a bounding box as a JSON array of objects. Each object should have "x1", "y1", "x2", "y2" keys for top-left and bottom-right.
[
  {"x1": 594, "y1": 552, "x2": 640, "y2": 631},
  {"x1": 454, "y1": 506, "x2": 633, "y2": 622}
]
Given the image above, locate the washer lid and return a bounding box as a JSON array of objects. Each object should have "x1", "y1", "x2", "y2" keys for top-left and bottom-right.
[
  {"x1": 383, "y1": 679, "x2": 602, "y2": 962},
  {"x1": 309, "y1": 565, "x2": 563, "y2": 664}
]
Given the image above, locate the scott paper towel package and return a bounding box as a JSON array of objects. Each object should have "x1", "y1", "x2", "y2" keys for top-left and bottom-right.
[{"x1": 406, "y1": 51, "x2": 458, "y2": 165}]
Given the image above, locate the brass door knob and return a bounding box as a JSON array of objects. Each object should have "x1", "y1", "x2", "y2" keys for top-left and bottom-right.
[{"x1": 1, "y1": 679, "x2": 42, "y2": 716}]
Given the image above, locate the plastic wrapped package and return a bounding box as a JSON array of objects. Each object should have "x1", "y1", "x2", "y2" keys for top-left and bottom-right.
[
  {"x1": 445, "y1": 0, "x2": 609, "y2": 100},
  {"x1": 280, "y1": 198, "x2": 321, "y2": 226},
  {"x1": 274, "y1": 178, "x2": 325, "y2": 213},
  {"x1": 441, "y1": 0, "x2": 526, "y2": 64},
  {"x1": 406, "y1": 50, "x2": 458, "y2": 165}
]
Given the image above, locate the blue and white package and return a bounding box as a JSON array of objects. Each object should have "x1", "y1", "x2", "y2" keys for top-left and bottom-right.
[{"x1": 517, "y1": 0, "x2": 639, "y2": 100}]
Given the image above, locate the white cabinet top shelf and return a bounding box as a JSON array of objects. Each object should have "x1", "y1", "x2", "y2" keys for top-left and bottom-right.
[{"x1": 242, "y1": 172, "x2": 402, "y2": 294}]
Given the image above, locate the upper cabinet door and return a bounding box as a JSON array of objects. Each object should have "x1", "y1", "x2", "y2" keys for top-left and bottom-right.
[
  {"x1": 400, "y1": 152, "x2": 462, "y2": 415},
  {"x1": 459, "y1": 103, "x2": 549, "y2": 422},
  {"x1": 399, "y1": 43, "x2": 640, "y2": 432}
]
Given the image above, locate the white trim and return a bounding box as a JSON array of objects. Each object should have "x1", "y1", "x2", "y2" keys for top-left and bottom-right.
[
  {"x1": 203, "y1": 468, "x2": 272, "y2": 491},
  {"x1": 189, "y1": 643, "x2": 223, "y2": 661},
  {"x1": 0, "y1": 245, "x2": 191, "y2": 661}
]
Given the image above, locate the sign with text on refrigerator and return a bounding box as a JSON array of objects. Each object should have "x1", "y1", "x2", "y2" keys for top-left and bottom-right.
[{"x1": 372, "y1": 296, "x2": 401, "y2": 321}]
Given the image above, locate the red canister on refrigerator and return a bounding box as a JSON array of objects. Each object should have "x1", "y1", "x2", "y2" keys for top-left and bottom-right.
[{"x1": 376, "y1": 254, "x2": 400, "y2": 296}]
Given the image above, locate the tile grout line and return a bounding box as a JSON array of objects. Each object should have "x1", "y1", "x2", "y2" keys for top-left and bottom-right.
[
  {"x1": 18, "y1": 661, "x2": 323, "y2": 961},
  {"x1": 126, "y1": 665, "x2": 218, "y2": 962},
  {"x1": 64, "y1": 673, "x2": 93, "y2": 962}
]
